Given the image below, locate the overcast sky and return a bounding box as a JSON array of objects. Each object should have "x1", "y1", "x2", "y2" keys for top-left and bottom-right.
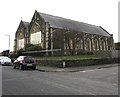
[{"x1": 0, "y1": 0, "x2": 119, "y2": 52}]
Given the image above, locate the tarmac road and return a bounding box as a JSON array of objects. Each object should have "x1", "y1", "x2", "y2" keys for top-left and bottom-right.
[{"x1": 2, "y1": 64, "x2": 118, "y2": 95}]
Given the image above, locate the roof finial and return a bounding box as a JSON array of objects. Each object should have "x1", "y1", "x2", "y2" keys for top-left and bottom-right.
[
  {"x1": 21, "y1": 17, "x2": 22, "y2": 21},
  {"x1": 35, "y1": 9, "x2": 37, "y2": 13}
]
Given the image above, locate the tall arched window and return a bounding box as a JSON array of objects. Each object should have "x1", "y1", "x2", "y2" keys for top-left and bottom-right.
[
  {"x1": 101, "y1": 39, "x2": 106, "y2": 51},
  {"x1": 86, "y1": 38, "x2": 92, "y2": 51},
  {"x1": 18, "y1": 39, "x2": 24, "y2": 49},
  {"x1": 94, "y1": 39, "x2": 99, "y2": 51},
  {"x1": 30, "y1": 22, "x2": 41, "y2": 45},
  {"x1": 80, "y1": 39, "x2": 83, "y2": 49},
  {"x1": 76, "y1": 39, "x2": 83, "y2": 50},
  {"x1": 18, "y1": 32, "x2": 24, "y2": 49}
]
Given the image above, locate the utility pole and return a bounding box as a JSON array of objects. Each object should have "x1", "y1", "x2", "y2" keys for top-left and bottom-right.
[{"x1": 5, "y1": 34, "x2": 10, "y2": 51}]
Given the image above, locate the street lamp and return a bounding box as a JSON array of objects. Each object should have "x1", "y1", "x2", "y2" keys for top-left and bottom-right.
[{"x1": 5, "y1": 34, "x2": 10, "y2": 51}]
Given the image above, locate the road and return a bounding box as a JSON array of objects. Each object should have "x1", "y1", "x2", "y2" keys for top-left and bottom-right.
[{"x1": 2, "y1": 65, "x2": 118, "y2": 95}]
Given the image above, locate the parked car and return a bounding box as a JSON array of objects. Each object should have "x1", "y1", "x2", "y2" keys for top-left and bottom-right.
[
  {"x1": 0, "y1": 56, "x2": 12, "y2": 66},
  {"x1": 13, "y1": 56, "x2": 36, "y2": 70}
]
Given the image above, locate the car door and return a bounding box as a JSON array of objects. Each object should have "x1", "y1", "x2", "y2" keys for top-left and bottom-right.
[
  {"x1": 18, "y1": 56, "x2": 23, "y2": 67},
  {"x1": 15, "y1": 56, "x2": 23, "y2": 67},
  {"x1": 14, "y1": 58, "x2": 19, "y2": 67}
]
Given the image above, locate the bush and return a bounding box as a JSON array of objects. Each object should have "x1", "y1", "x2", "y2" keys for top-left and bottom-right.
[
  {"x1": 25, "y1": 44, "x2": 34, "y2": 49},
  {"x1": 16, "y1": 48, "x2": 25, "y2": 56},
  {"x1": 25, "y1": 45, "x2": 42, "y2": 51},
  {"x1": 16, "y1": 44, "x2": 42, "y2": 56}
]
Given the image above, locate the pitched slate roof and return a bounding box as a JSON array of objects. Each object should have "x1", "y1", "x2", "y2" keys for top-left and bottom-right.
[
  {"x1": 38, "y1": 12, "x2": 111, "y2": 37},
  {"x1": 22, "y1": 21, "x2": 29, "y2": 28}
]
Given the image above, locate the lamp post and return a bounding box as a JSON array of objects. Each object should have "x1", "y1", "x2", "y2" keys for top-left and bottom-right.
[{"x1": 5, "y1": 34, "x2": 10, "y2": 51}]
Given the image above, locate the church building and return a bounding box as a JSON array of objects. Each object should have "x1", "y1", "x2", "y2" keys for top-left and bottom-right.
[{"x1": 14, "y1": 10, "x2": 114, "y2": 55}]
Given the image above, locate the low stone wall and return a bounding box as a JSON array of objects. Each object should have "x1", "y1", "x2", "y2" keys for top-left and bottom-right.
[
  {"x1": 37, "y1": 60, "x2": 63, "y2": 67},
  {"x1": 36, "y1": 58, "x2": 120, "y2": 68},
  {"x1": 94, "y1": 50, "x2": 120, "y2": 58},
  {"x1": 111, "y1": 50, "x2": 120, "y2": 58}
]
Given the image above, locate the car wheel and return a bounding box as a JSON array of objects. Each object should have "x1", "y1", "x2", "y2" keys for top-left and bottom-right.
[
  {"x1": 19, "y1": 64, "x2": 24, "y2": 70},
  {"x1": 24, "y1": 66, "x2": 27, "y2": 70},
  {"x1": 13, "y1": 65, "x2": 16, "y2": 69},
  {"x1": 32, "y1": 66, "x2": 36, "y2": 70}
]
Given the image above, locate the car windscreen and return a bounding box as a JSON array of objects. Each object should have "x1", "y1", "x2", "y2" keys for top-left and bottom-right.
[
  {"x1": 24, "y1": 56, "x2": 34, "y2": 63},
  {"x1": 1, "y1": 57, "x2": 11, "y2": 60}
]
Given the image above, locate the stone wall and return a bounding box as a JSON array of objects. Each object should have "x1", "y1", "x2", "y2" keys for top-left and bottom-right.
[
  {"x1": 111, "y1": 50, "x2": 120, "y2": 58},
  {"x1": 36, "y1": 58, "x2": 119, "y2": 68},
  {"x1": 93, "y1": 50, "x2": 120, "y2": 58}
]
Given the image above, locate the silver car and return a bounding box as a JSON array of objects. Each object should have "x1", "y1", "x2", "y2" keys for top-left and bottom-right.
[{"x1": 0, "y1": 56, "x2": 12, "y2": 66}]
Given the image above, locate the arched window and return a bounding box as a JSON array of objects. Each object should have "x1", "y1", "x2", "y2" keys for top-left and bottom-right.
[
  {"x1": 76, "y1": 39, "x2": 83, "y2": 50},
  {"x1": 18, "y1": 39, "x2": 24, "y2": 49},
  {"x1": 107, "y1": 38, "x2": 111, "y2": 50},
  {"x1": 101, "y1": 39, "x2": 106, "y2": 51},
  {"x1": 18, "y1": 32, "x2": 24, "y2": 49},
  {"x1": 80, "y1": 39, "x2": 83, "y2": 49},
  {"x1": 30, "y1": 22, "x2": 41, "y2": 45},
  {"x1": 86, "y1": 38, "x2": 92, "y2": 51},
  {"x1": 94, "y1": 39, "x2": 99, "y2": 51}
]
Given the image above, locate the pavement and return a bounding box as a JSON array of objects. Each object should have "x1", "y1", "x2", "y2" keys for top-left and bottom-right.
[{"x1": 37, "y1": 63, "x2": 119, "y2": 72}]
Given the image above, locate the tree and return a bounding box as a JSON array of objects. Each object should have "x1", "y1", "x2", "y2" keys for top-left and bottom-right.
[{"x1": 64, "y1": 31, "x2": 82, "y2": 55}]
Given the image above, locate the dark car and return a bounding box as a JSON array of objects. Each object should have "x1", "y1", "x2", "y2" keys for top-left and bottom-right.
[{"x1": 13, "y1": 56, "x2": 36, "y2": 70}]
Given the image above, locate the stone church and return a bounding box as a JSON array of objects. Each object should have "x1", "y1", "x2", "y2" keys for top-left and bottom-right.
[{"x1": 14, "y1": 10, "x2": 114, "y2": 55}]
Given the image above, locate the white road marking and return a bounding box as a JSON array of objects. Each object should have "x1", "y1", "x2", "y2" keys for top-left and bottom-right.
[{"x1": 81, "y1": 69, "x2": 99, "y2": 72}]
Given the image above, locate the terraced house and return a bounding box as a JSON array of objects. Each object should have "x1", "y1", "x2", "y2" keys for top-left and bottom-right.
[{"x1": 14, "y1": 10, "x2": 114, "y2": 55}]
